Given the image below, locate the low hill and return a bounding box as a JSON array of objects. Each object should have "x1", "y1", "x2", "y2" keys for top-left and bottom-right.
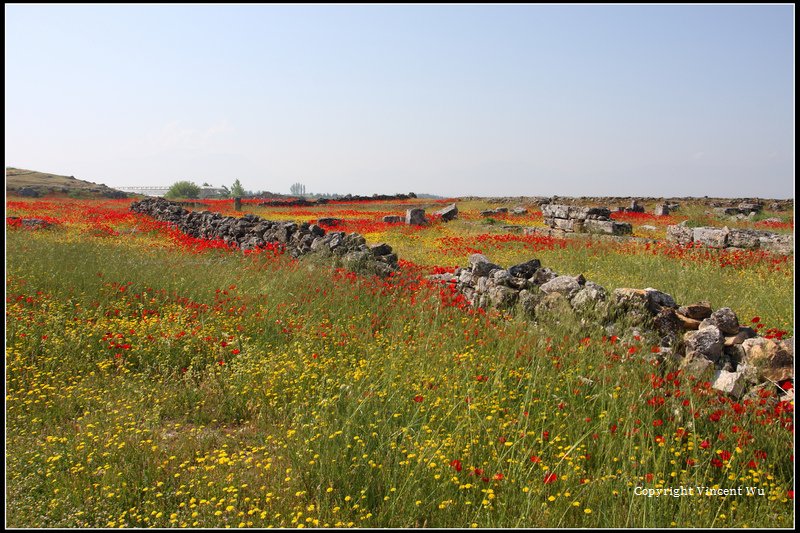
[{"x1": 6, "y1": 167, "x2": 128, "y2": 198}]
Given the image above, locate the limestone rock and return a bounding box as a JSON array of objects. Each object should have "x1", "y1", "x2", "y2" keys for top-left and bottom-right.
[
  {"x1": 706, "y1": 307, "x2": 740, "y2": 335},
  {"x1": 684, "y1": 326, "x2": 724, "y2": 363},
  {"x1": 487, "y1": 285, "x2": 518, "y2": 310},
  {"x1": 570, "y1": 281, "x2": 607, "y2": 309},
  {"x1": 679, "y1": 351, "x2": 716, "y2": 377},
  {"x1": 724, "y1": 326, "x2": 758, "y2": 347},
  {"x1": 677, "y1": 302, "x2": 713, "y2": 320},
  {"x1": 741, "y1": 337, "x2": 794, "y2": 382},
  {"x1": 540, "y1": 274, "x2": 585, "y2": 299},
  {"x1": 692, "y1": 227, "x2": 729, "y2": 248},
  {"x1": 666, "y1": 223, "x2": 694, "y2": 245},
  {"x1": 469, "y1": 254, "x2": 503, "y2": 277}
]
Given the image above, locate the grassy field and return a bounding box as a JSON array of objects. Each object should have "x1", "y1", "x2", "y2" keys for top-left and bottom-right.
[{"x1": 5, "y1": 196, "x2": 794, "y2": 528}]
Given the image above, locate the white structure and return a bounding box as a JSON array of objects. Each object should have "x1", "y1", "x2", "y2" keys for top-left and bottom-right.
[
  {"x1": 117, "y1": 186, "x2": 228, "y2": 198},
  {"x1": 117, "y1": 186, "x2": 171, "y2": 197}
]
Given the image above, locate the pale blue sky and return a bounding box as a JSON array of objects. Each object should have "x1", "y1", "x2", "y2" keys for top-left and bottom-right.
[{"x1": 5, "y1": 4, "x2": 795, "y2": 197}]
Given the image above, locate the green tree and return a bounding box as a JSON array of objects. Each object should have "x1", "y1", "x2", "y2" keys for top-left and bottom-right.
[
  {"x1": 165, "y1": 180, "x2": 201, "y2": 199},
  {"x1": 230, "y1": 179, "x2": 245, "y2": 198},
  {"x1": 290, "y1": 182, "x2": 306, "y2": 196}
]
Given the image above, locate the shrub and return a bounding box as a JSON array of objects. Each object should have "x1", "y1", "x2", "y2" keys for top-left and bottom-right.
[{"x1": 165, "y1": 181, "x2": 201, "y2": 199}]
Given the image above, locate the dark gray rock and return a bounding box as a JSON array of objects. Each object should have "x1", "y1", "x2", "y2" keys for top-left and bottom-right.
[
  {"x1": 508, "y1": 259, "x2": 542, "y2": 279},
  {"x1": 435, "y1": 203, "x2": 459, "y2": 222},
  {"x1": 405, "y1": 208, "x2": 427, "y2": 225}
]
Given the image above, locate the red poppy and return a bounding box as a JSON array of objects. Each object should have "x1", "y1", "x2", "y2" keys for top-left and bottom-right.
[
  {"x1": 700, "y1": 440, "x2": 711, "y2": 449},
  {"x1": 530, "y1": 455, "x2": 541, "y2": 463},
  {"x1": 450, "y1": 459, "x2": 463, "y2": 472},
  {"x1": 543, "y1": 472, "x2": 557, "y2": 484},
  {"x1": 413, "y1": 395, "x2": 423, "y2": 403}
]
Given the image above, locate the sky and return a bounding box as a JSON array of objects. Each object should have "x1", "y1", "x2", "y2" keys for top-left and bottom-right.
[{"x1": 4, "y1": 4, "x2": 795, "y2": 198}]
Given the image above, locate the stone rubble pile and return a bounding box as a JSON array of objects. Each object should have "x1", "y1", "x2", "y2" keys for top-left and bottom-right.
[
  {"x1": 428, "y1": 254, "x2": 793, "y2": 399},
  {"x1": 541, "y1": 204, "x2": 632, "y2": 235},
  {"x1": 130, "y1": 197, "x2": 399, "y2": 276},
  {"x1": 6, "y1": 217, "x2": 57, "y2": 229},
  {"x1": 620, "y1": 199, "x2": 645, "y2": 213},
  {"x1": 712, "y1": 201, "x2": 763, "y2": 218},
  {"x1": 666, "y1": 222, "x2": 793, "y2": 255}
]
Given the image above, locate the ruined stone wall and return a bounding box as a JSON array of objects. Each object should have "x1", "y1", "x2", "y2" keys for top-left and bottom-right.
[
  {"x1": 541, "y1": 204, "x2": 633, "y2": 236},
  {"x1": 666, "y1": 223, "x2": 794, "y2": 255},
  {"x1": 130, "y1": 197, "x2": 399, "y2": 276},
  {"x1": 428, "y1": 253, "x2": 793, "y2": 400}
]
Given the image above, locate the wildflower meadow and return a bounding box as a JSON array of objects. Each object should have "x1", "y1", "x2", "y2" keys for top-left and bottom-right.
[{"x1": 5, "y1": 197, "x2": 794, "y2": 528}]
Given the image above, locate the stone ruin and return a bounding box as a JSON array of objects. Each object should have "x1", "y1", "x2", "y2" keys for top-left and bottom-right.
[
  {"x1": 427, "y1": 253, "x2": 793, "y2": 400},
  {"x1": 481, "y1": 206, "x2": 528, "y2": 216},
  {"x1": 391, "y1": 204, "x2": 458, "y2": 225},
  {"x1": 541, "y1": 204, "x2": 632, "y2": 236},
  {"x1": 666, "y1": 223, "x2": 793, "y2": 255},
  {"x1": 405, "y1": 208, "x2": 427, "y2": 225},
  {"x1": 621, "y1": 199, "x2": 645, "y2": 213},
  {"x1": 434, "y1": 203, "x2": 458, "y2": 222},
  {"x1": 6, "y1": 217, "x2": 57, "y2": 229},
  {"x1": 130, "y1": 197, "x2": 399, "y2": 277},
  {"x1": 128, "y1": 197, "x2": 793, "y2": 401}
]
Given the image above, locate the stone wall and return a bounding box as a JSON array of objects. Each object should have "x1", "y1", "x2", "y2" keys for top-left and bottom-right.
[
  {"x1": 130, "y1": 197, "x2": 399, "y2": 276},
  {"x1": 428, "y1": 253, "x2": 793, "y2": 400},
  {"x1": 666, "y1": 223, "x2": 793, "y2": 254},
  {"x1": 541, "y1": 204, "x2": 632, "y2": 236}
]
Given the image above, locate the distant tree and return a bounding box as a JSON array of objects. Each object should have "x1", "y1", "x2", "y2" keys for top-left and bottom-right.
[
  {"x1": 290, "y1": 182, "x2": 306, "y2": 196},
  {"x1": 230, "y1": 179, "x2": 245, "y2": 198},
  {"x1": 219, "y1": 185, "x2": 231, "y2": 198},
  {"x1": 202, "y1": 182, "x2": 210, "y2": 187},
  {"x1": 165, "y1": 180, "x2": 201, "y2": 199}
]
